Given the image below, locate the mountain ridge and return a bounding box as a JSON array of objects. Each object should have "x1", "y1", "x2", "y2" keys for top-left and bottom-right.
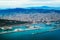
[{"x1": 0, "y1": 6, "x2": 60, "y2": 15}]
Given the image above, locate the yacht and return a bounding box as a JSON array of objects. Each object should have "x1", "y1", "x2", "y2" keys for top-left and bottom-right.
[
  {"x1": 14, "y1": 29, "x2": 24, "y2": 32},
  {"x1": 1, "y1": 26, "x2": 12, "y2": 30},
  {"x1": 46, "y1": 21, "x2": 51, "y2": 25}
]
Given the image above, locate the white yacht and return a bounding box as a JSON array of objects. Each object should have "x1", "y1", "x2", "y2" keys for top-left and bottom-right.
[
  {"x1": 14, "y1": 29, "x2": 24, "y2": 32},
  {"x1": 46, "y1": 21, "x2": 51, "y2": 25},
  {"x1": 1, "y1": 26, "x2": 12, "y2": 30}
]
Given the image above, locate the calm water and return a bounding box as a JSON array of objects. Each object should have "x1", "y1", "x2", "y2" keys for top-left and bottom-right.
[{"x1": 0, "y1": 22, "x2": 60, "y2": 40}]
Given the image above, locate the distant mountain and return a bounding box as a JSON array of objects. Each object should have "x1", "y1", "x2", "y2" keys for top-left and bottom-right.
[
  {"x1": 0, "y1": 6, "x2": 60, "y2": 15},
  {"x1": 28, "y1": 6, "x2": 53, "y2": 9},
  {"x1": 28, "y1": 6, "x2": 60, "y2": 10}
]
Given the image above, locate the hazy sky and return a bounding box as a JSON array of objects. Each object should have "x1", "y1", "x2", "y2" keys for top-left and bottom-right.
[{"x1": 0, "y1": 0, "x2": 60, "y2": 9}]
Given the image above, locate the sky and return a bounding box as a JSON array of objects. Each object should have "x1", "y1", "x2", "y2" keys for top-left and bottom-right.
[{"x1": 0, "y1": 0, "x2": 60, "y2": 9}]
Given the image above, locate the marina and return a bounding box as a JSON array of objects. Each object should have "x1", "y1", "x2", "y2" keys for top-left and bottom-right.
[
  {"x1": 0, "y1": 21, "x2": 60, "y2": 34},
  {"x1": 0, "y1": 21, "x2": 60, "y2": 40}
]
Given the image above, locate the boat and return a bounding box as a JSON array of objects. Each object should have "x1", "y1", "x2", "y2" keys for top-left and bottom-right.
[
  {"x1": 14, "y1": 29, "x2": 24, "y2": 32},
  {"x1": 46, "y1": 22, "x2": 51, "y2": 25},
  {"x1": 1, "y1": 27, "x2": 12, "y2": 30}
]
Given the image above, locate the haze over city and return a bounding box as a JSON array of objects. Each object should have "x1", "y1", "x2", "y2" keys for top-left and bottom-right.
[{"x1": 0, "y1": 0, "x2": 60, "y2": 9}]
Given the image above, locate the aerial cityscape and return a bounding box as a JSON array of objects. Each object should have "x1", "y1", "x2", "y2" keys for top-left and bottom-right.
[{"x1": 0, "y1": 0, "x2": 60, "y2": 40}]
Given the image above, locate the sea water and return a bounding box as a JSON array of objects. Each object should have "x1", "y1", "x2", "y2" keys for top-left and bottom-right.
[{"x1": 0, "y1": 22, "x2": 60, "y2": 40}]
